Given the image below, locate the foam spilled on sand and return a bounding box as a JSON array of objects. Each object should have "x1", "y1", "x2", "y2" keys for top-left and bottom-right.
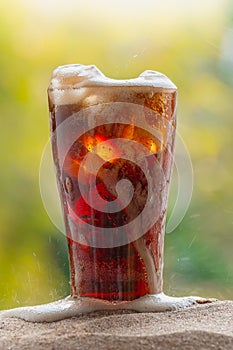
[{"x1": 0, "y1": 293, "x2": 216, "y2": 323}]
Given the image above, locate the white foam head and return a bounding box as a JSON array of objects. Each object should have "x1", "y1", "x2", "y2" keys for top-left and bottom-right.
[{"x1": 48, "y1": 64, "x2": 177, "y2": 106}]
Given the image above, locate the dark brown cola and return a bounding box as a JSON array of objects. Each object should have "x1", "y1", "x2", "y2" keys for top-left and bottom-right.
[{"x1": 48, "y1": 65, "x2": 177, "y2": 301}]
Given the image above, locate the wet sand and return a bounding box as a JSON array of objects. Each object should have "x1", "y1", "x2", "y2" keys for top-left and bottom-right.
[{"x1": 0, "y1": 300, "x2": 232, "y2": 350}]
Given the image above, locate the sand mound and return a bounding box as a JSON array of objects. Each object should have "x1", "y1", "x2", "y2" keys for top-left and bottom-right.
[{"x1": 0, "y1": 300, "x2": 232, "y2": 349}]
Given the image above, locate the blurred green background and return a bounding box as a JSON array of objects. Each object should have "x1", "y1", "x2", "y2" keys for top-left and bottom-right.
[{"x1": 0, "y1": 0, "x2": 232, "y2": 309}]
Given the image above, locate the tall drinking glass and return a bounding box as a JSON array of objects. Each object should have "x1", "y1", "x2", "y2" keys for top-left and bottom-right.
[{"x1": 48, "y1": 64, "x2": 177, "y2": 302}]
